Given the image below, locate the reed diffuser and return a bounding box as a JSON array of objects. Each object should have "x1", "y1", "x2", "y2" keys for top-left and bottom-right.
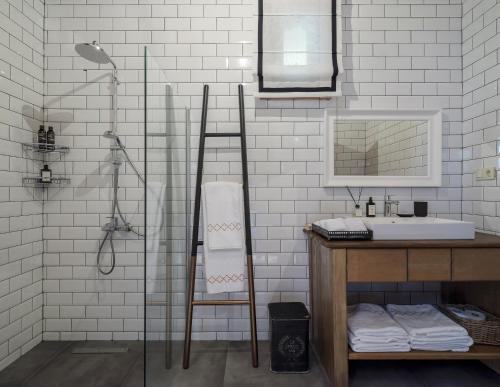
[{"x1": 346, "y1": 186, "x2": 363, "y2": 217}]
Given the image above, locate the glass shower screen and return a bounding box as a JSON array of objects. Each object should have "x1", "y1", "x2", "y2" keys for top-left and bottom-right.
[{"x1": 144, "y1": 46, "x2": 189, "y2": 386}]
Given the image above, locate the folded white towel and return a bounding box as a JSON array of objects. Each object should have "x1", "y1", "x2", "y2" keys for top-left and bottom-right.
[
  {"x1": 410, "y1": 336, "x2": 473, "y2": 344},
  {"x1": 203, "y1": 181, "x2": 244, "y2": 250},
  {"x1": 410, "y1": 334, "x2": 473, "y2": 352},
  {"x1": 344, "y1": 218, "x2": 367, "y2": 232},
  {"x1": 348, "y1": 341, "x2": 411, "y2": 353},
  {"x1": 314, "y1": 218, "x2": 368, "y2": 232},
  {"x1": 386, "y1": 304, "x2": 469, "y2": 338},
  {"x1": 348, "y1": 303, "x2": 410, "y2": 352},
  {"x1": 386, "y1": 304, "x2": 473, "y2": 352},
  {"x1": 202, "y1": 182, "x2": 245, "y2": 294},
  {"x1": 410, "y1": 343, "x2": 471, "y2": 352},
  {"x1": 349, "y1": 334, "x2": 410, "y2": 345},
  {"x1": 348, "y1": 303, "x2": 409, "y2": 338},
  {"x1": 314, "y1": 218, "x2": 346, "y2": 232}
]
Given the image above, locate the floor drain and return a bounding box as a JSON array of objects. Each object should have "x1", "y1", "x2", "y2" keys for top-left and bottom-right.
[{"x1": 72, "y1": 344, "x2": 129, "y2": 354}]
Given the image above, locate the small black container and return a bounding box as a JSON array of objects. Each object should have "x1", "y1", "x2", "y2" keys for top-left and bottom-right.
[
  {"x1": 414, "y1": 201, "x2": 428, "y2": 217},
  {"x1": 268, "y1": 302, "x2": 310, "y2": 373}
]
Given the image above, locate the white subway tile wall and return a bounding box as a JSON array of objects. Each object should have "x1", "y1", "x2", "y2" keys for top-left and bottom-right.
[
  {"x1": 0, "y1": 0, "x2": 45, "y2": 371},
  {"x1": 41, "y1": 0, "x2": 464, "y2": 343},
  {"x1": 462, "y1": 0, "x2": 500, "y2": 233}
]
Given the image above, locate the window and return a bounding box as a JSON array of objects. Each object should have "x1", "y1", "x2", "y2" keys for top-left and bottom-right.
[{"x1": 257, "y1": 0, "x2": 342, "y2": 98}]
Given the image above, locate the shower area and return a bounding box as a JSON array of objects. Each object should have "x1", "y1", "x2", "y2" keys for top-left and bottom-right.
[
  {"x1": 0, "y1": 0, "x2": 263, "y2": 381},
  {"x1": 0, "y1": 12, "x2": 191, "y2": 380},
  {"x1": 72, "y1": 40, "x2": 192, "y2": 381}
]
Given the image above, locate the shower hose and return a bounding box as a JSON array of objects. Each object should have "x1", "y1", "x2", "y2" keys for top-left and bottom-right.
[{"x1": 96, "y1": 139, "x2": 144, "y2": 275}]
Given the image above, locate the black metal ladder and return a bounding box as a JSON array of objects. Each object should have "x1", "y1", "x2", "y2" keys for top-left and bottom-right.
[{"x1": 182, "y1": 84, "x2": 258, "y2": 369}]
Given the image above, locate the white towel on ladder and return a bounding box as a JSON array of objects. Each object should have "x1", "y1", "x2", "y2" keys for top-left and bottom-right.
[
  {"x1": 203, "y1": 182, "x2": 244, "y2": 250},
  {"x1": 202, "y1": 181, "x2": 245, "y2": 294}
]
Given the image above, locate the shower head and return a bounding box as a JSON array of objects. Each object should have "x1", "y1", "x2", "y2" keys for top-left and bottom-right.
[
  {"x1": 103, "y1": 130, "x2": 118, "y2": 139},
  {"x1": 75, "y1": 41, "x2": 116, "y2": 69}
]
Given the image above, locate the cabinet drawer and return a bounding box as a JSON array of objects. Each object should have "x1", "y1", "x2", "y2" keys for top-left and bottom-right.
[
  {"x1": 408, "y1": 249, "x2": 451, "y2": 281},
  {"x1": 452, "y1": 248, "x2": 500, "y2": 281},
  {"x1": 347, "y1": 249, "x2": 407, "y2": 282}
]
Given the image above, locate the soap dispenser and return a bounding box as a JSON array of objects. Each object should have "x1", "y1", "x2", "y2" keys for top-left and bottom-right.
[
  {"x1": 366, "y1": 197, "x2": 376, "y2": 217},
  {"x1": 40, "y1": 164, "x2": 52, "y2": 183}
]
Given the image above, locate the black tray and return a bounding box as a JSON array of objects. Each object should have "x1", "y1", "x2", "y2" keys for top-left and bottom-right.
[{"x1": 312, "y1": 223, "x2": 373, "y2": 241}]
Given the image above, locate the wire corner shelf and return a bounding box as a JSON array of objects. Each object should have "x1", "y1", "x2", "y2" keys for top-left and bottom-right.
[
  {"x1": 23, "y1": 142, "x2": 70, "y2": 154},
  {"x1": 22, "y1": 176, "x2": 71, "y2": 186}
]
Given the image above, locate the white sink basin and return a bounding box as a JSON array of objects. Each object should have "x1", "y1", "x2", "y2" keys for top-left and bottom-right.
[{"x1": 359, "y1": 217, "x2": 475, "y2": 240}]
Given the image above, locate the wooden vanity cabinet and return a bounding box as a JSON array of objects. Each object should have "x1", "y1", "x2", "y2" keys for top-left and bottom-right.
[
  {"x1": 347, "y1": 249, "x2": 407, "y2": 282},
  {"x1": 452, "y1": 248, "x2": 500, "y2": 281},
  {"x1": 307, "y1": 232, "x2": 500, "y2": 387},
  {"x1": 408, "y1": 248, "x2": 451, "y2": 281}
]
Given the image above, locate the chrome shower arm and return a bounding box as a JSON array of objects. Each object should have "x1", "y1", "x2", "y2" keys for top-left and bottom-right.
[
  {"x1": 109, "y1": 57, "x2": 117, "y2": 71},
  {"x1": 112, "y1": 69, "x2": 118, "y2": 136}
]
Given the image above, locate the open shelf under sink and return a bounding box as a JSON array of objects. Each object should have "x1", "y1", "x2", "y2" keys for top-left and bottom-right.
[{"x1": 349, "y1": 345, "x2": 500, "y2": 360}]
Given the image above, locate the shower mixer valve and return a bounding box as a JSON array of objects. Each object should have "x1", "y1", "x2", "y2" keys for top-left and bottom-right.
[
  {"x1": 101, "y1": 217, "x2": 118, "y2": 232},
  {"x1": 102, "y1": 217, "x2": 132, "y2": 232}
]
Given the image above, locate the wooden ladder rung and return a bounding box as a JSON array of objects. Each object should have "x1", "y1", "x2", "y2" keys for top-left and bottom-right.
[{"x1": 192, "y1": 300, "x2": 250, "y2": 306}]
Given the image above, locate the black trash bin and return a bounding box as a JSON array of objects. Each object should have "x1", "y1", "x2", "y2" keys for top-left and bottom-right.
[{"x1": 268, "y1": 302, "x2": 310, "y2": 373}]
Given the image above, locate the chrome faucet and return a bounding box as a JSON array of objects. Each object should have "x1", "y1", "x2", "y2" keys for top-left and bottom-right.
[{"x1": 384, "y1": 195, "x2": 399, "y2": 217}]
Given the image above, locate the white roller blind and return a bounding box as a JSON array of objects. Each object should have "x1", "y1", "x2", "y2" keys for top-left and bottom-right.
[{"x1": 258, "y1": 0, "x2": 342, "y2": 94}]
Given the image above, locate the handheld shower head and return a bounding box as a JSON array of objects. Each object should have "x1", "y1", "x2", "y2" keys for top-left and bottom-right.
[
  {"x1": 102, "y1": 130, "x2": 118, "y2": 140},
  {"x1": 75, "y1": 41, "x2": 116, "y2": 69}
]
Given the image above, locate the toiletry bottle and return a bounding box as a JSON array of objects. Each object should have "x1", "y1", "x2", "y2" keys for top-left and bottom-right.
[
  {"x1": 37, "y1": 125, "x2": 46, "y2": 151},
  {"x1": 41, "y1": 164, "x2": 52, "y2": 183},
  {"x1": 353, "y1": 204, "x2": 362, "y2": 217},
  {"x1": 366, "y1": 197, "x2": 376, "y2": 217},
  {"x1": 46, "y1": 126, "x2": 55, "y2": 151}
]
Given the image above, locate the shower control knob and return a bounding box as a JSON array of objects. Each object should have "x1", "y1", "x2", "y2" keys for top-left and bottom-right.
[
  {"x1": 116, "y1": 223, "x2": 132, "y2": 232},
  {"x1": 102, "y1": 217, "x2": 118, "y2": 231}
]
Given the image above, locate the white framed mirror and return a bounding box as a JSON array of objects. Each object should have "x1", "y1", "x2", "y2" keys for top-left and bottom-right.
[{"x1": 324, "y1": 109, "x2": 442, "y2": 187}]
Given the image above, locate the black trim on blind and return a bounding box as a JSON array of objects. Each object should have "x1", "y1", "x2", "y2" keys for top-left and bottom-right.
[
  {"x1": 257, "y1": 0, "x2": 338, "y2": 93},
  {"x1": 257, "y1": 0, "x2": 264, "y2": 90},
  {"x1": 331, "y1": 0, "x2": 339, "y2": 87}
]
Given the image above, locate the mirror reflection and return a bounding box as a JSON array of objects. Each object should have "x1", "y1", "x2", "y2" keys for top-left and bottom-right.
[{"x1": 334, "y1": 120, "x2": 428, "y2": 176}]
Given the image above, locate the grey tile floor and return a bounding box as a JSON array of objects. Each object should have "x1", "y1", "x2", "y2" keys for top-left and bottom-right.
[{"x1": 0, "y1": 341, "x2": 499, "y2": 387}]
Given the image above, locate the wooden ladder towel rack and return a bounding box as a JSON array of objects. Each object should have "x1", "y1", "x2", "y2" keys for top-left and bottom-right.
[{"x1": 182, "y1": 84, "x2": 258, "y2": 369}]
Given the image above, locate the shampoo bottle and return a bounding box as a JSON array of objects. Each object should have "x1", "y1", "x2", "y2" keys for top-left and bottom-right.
[
  {"x1": 37, "y1": 125, "x2": 46, "y2": 151},
  {"x1": 46, "y1": 126, "x2": 55, "y2": 151}
]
